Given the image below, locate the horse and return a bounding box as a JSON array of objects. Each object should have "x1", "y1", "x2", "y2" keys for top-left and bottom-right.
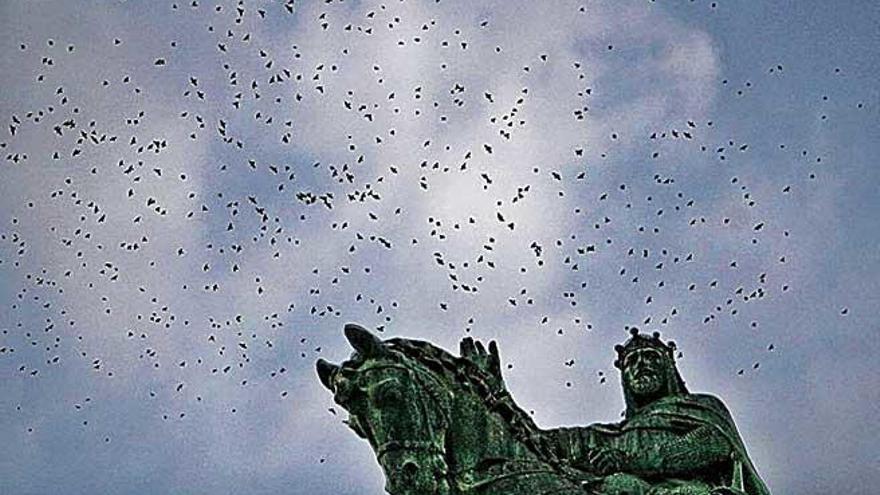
[{"x1": 316, "y1": 323, "x2": 595, "y2": 495}]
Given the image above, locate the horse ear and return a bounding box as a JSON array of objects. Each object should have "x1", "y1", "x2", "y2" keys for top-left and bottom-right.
[
  {"x1": 344, "y1": 323, "x2": 386, "y2": 357},
  {"x1": 316, "y1": 359, "x2": 340, "y2": 391}
]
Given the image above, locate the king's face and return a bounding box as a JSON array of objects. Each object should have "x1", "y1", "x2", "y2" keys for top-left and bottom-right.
[{"x1": 623, "y1": 348, "x2": 666, "y2": 397}]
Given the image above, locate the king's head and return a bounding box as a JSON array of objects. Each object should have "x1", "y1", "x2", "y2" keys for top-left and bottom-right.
[
  {"x1": 614, "y1": 327, "x2": 687, "y2": 411},
  {"x1": 613, "y1": 327, "x2": 677, "y2": 370}
]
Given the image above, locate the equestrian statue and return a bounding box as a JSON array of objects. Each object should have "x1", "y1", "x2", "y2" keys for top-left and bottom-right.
[{"x1": 316, "y1": 324, "x2": 770, "y2": 495}]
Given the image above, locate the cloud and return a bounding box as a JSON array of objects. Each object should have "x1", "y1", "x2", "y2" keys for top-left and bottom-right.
[{"x1": 3, "y1": 1, "x2": 877, "y2": 494}]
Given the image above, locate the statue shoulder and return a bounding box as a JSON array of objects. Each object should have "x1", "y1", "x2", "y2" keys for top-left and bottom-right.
[
  {"x1": 686, "y1": 393, "x2": 734, "y2": 416},
  {"x1": 661, "y1": 393, "x2": 741, "y2": 430},
  {"x1": 687, "y1": 393, "x2": 727, "y2": 407}
]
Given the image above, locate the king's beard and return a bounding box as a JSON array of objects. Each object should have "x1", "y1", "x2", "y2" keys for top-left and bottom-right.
[{"x1": 628, "y1": 371, "x2": 663, "y2": 397}]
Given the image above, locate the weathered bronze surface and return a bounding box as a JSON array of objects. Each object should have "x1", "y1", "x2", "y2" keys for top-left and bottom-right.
[{"x1": 317, "y1": 324, "x2": 770, "y2": 494}]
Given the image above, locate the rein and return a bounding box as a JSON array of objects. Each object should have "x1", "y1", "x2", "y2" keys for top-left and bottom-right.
[{"x1": 377, "y1": 439, "x2": 445, "y2": 461}]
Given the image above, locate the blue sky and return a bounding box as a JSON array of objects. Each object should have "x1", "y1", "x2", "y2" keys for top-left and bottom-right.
[{"x1": 1, "y1": 1, "x2": 878, "y2": 494}]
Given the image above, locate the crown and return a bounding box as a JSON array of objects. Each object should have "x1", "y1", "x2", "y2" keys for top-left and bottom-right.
[{"x1": 613, "y1": 327, "x2": 677, "y2": 369}]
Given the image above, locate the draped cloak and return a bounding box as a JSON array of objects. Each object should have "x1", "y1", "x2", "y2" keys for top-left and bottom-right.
[{"x1": 584, "y1": 393, "x2": 771, "y2": 495}]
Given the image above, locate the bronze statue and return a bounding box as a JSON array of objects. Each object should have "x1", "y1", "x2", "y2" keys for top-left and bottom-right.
[
  {"x1": 541, "y1": 328, "x2": 770, "y2": 495},
  {"x1": 316, "y1": 324, "x2": 769, "y2": 494}
]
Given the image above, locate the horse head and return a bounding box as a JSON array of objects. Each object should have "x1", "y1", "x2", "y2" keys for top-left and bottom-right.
[
  {"x1": 317, "y1": 324, "x2": 590, "y2": 495},
  {"x1": 316, "y1": 324, "x2": 452, "y2": 495}
]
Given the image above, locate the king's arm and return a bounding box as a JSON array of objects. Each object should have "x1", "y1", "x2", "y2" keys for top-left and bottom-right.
[
  {"x1": 625, "y1": 423, "x2": 733, "y2": 477},
  {"x1": 539, "y1": 422, "x2": 734, "y2": 478},
  {"x1": 538, "y1": 425, "x2": 605, "y2": 472}
]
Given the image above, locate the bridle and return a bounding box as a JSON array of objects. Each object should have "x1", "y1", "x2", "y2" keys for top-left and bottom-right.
[
  {"x1": 350, "y1": 362, "x2": 451, "y2": 469},
  {"x1": 348, "y1": 358, "x2": 588, "y2": 494}
]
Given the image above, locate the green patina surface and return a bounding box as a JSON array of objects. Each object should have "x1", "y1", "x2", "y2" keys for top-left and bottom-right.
[{"x1": 317, "y1": 324, "x2": 770, "y2": 495}]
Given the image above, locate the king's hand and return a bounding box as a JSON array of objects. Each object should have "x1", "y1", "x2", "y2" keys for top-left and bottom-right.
[{"x1": 459, "y1": 337, "x2": 505, "y2": 392}]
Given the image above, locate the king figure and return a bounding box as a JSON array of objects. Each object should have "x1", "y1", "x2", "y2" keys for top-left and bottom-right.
[{"x1": 539, "y1": 328, "x2": 771, "y2": 495}]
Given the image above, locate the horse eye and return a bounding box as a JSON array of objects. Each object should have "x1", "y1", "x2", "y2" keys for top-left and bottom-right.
[
  {"x1": 374, "y1": 383, "x2": 401, "y2": 405},
  {"x1": 335, "y1": 380, "x2": 364, "y2": 405}
]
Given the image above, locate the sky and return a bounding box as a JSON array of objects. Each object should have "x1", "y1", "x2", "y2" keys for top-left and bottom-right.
[{"x1": 0, "y1": 1, "x2": 878, "y2": 494}]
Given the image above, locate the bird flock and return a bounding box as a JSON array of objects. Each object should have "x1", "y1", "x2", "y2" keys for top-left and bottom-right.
[{"x1": 0, "y1": 0, "x2": 870, "y2": 487}]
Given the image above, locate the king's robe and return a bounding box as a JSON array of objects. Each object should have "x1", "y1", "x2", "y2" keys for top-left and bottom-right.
[{"x1": 546, "y1": 393, "x2": 770, "y2": 495}]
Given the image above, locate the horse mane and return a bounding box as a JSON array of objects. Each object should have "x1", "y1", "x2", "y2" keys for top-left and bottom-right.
[{"x1": 384, "y1": 336, "x2": 560, "y2": 465}]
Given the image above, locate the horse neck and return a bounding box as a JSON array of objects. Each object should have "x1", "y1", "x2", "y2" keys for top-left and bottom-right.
[{"x1": 445, "y1": 388, "x2": 540, "y2": 474}]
